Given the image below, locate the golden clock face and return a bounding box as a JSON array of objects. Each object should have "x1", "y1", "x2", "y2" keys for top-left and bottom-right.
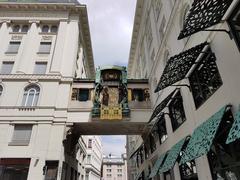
[{"x1": 102, "y1": 70, "x2": 121, "y2": 81}]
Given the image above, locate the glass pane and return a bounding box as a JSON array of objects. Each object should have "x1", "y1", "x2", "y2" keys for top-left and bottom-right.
[
  {"x1": 1, "y1": 62, "x2": 14, "y2": 74},
  {"x1": 39, "y1": 42, "x2": 51, "y2": 53},
  {"x1": 34, "y1": 63, "x2": 47, "y2": 74},
  {"x1": 26, "y1": 93, "x2": 34, "y2": 106},
  {"x1": 42, "y1": 25, "x2": 49, "y2": 33},
  {"x1": 12, "y1": 25, "x2": 20, "y2": 32},
  {"x1": 12, "y1": 125, "x2": 32, "y2": 144},
  {"x1": 51, "y1": 26, "x2": 58, "y2": 33},
  {"x1": 6, "y1": 42, "x2": 20, "y2": 53},
  {"x1": 21, "y1": 25, "x2": 29, "y2": 33}
]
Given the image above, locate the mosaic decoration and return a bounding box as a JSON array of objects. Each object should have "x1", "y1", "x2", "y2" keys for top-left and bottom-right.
[
  {"x1": 149, "y1": 91, "x2": 176, "y2": 122},
  {"x1": 155, "y1": 42, "x2": 208, "y2": 93},
  {"x1": 149, "y1": 153, "x2": 167, "y2": 178},
  {"x1": 226, "y1": 111, "x2": 240, "y2": 144},
  {"x1": 178, "y1": 0, "x2": 234, "y2": 39},
  {"x1": 179, "y1": 105, "x2": 227, "y2": 165},
  {"x1": 159, "y1": 137, "x2": 188, "y2": 173}
]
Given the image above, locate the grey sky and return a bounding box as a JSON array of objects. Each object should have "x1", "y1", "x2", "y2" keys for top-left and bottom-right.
[{"x1": 80, "y1": 0, "x2": 137, "y2": 67}]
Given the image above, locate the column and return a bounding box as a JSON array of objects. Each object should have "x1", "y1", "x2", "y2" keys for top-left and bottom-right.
[
  {"x1": 17, "y1": 21, "x2": 39, "y2": 74},
  {"x1": 0, "y1": 21, "x2": 10, "y2": 56}
]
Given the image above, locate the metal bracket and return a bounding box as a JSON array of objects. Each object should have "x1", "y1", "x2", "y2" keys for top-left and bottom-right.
[
  {"x1": 170, "y1": 84, "x2": 191, "y2": 91},
  {"x1": 203, "y1": 29, "x2": 233, "y2": 39}
]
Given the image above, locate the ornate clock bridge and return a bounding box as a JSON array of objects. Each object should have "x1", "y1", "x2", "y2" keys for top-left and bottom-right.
[{"x1": 68, "y1": 66, "x2": 152, "y2": 135}]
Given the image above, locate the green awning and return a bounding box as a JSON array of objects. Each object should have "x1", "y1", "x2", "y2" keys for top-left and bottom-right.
[
  {"x1": 158, "y1": 137, "x2": 188, "y2": 173},
  {"x1": 226, "y1": 111, "x2": 240, "y2": 144},
  {"x1": 179, "y1": 105, "x2": 227, "y2": 165},
  {"x1": 149, "y1": 153, "x2": 167, "y2": 178}
]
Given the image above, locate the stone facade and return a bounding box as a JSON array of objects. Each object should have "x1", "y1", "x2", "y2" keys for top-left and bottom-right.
[{"x1": 127, "y1": 0, "x2": 240, "y2": 180}]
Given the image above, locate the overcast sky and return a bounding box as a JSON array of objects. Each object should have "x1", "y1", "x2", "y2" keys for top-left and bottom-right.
[
  {"x1": 79, "y1": 0, "x2": 137, "y2": 156},
  {"x1": 80, "y1": 0, "x2": 137, "y2": 67}
]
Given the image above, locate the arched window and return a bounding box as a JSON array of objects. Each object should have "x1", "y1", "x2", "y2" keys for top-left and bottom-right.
[
  {"x1": 42, "y1": 25, "x2": 49, "y2": 33},
  {"x1": 22, "y1": 85, "x2": 40, "y2": 106},
  {"x1": 21, "y1": 25, "x2": 29, "y2": 33},
  {"x1": 51, "y1": 26, "x2": 58, "y2": 33},
  {"x1": 0, "y1": 85, "x2": 3, "y2": 97},
  {"x1": 12, "y1": 25, "x2": 20, "y2": 32}
]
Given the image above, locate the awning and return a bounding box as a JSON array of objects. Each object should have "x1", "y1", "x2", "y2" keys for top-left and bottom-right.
[
  {"x1": 226, "y1": 111, "x2": 240, "y2": 144},
  {"x1": 154, "y1": 42, "x2": 208, "y2": 93},
  {"x1": 179, "y1": 105, "x2": 228, "y2": 165},
  {"x1": 158, "y1": 137, "x2": 189, "y2": 173},
  {"x1": 178, "y1": 0, "x2": 234, "y2": 39},
  {"x1": 149, "y1": 152, "x2": 167, "y2": 179},
  {"x1": 149, "y1": 90, "x2": 176, "y2": 122},
  {"x1": 129, "y1": 143, "x2": 143, "y2": 159},
  {"x1": 134, "y1": 170, "x2": 143, "y2": 180}
]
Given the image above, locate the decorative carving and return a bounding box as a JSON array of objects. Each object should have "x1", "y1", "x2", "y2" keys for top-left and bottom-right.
[
  {"x1": 159, "y1": 137, "x2": 188, "y2": 173},
  {"x1": 180, "y1": 106, "x2": 227, "y2": 165},
  {"x1": 149, "y1": 152, "x2": 167, "y2": 178},
  {"x1": 155, "y1": 42, "x2": 208, "y2": 92},
  {"x1": 178, "y1": 0, "x2": 233, "y2": 39},
  {"x1": 11, "y1": 35, "x2": 23, "y2": 40},
  {"x1": 226, "y1": 111, "x2": 240, "y2": 144},
  {"x1": 149, "y1": 90, "x2": 175, "y2": 122}
]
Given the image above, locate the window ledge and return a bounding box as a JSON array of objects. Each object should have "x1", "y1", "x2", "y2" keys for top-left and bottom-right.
[
  {"x1": 5, "y1": 52, "x2": 18, "y2": 55},
  {"x1": 8, "y1": 142, "x2": 30, "y2": 146},
  {"x1": 37, "y1": 52, "x2": 50, "y2": 55},
  {"x1": 39, "y1": 32, "x2": 57, "y2": 35}
]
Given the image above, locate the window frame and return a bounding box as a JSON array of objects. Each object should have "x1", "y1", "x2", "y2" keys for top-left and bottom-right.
[
  {"x1": 228, "y1": 2, "x2": 240, "y2": 51},
  {"x1": 9, "y1": 124, "x2": 33, "y2": 146},
  {"x1": 22, "y1": 84, "x2": 40, "y2": 107},
  {"x1": 6, "y1": 41, "x2": 21, "y2": 54},
  {"x1": 34, "y1": 62, "x2": 48, "y2": 74},
  {"x1": 157, "y1": 115, "x2": 168, "y2": 144},
  {"x1": 188, "y1": 48, "x2": 223, "y2": 109},
  {"x1": 38, "y1": 42, "x2": 52, "y2": 54},
  {"x1": 1, "y1": 61, "x2": 14, "y2": 74},
  {"x1": 168, "y1": 92, "x2": 186, "y2": 132}
]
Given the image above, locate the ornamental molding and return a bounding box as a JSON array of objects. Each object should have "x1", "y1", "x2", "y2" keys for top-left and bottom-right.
[{"x1": 0, "y1": 74, "x2": 73, "y2": 83}]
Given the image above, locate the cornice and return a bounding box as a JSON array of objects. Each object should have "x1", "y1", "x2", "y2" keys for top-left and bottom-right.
[
  {"x1": 127, "y1": 0, "x2": 144, "y2": 76},
  {"x1": 0, "y1": 74, "x2": 73, "y2": 83}
]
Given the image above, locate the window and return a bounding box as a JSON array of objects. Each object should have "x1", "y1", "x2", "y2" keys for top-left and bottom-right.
[
  {"x1": 0, "y1": 158, "x2": 30, "y2": 179},
  {"x1": 6, "y1": 41, "x2": 21, "y2": 54},
  {"x1": 164, "y1": 170, "x2": 173, "y2": 180},
  {"x1": 34, "y1": 62, "x2": 47, "y2": 74},
  {"x1": 71, "y1": 88, "x2": 91, "y2": 102},
  {"x1": 228, "y1": 3, "x2": 240, "y2": 50},
  {"x1": 88, "y1": 139, "x2": 92, "y2": 148},
  {"x1": 10, "y1": 125, "x2": 32, "y2": 145},
  {"x1": 42, "y1": 25, "x2": 50, "y2": 33},
  {"x1": 117, "y1": 169, "x2": 122, "y2": 172},
  {"x1": 0, "y1": 85, "x2": 2, "y2": 97},
  {"x1": 51, "y1": 26, "x2": 58, "y2": 33},
  {"x1": 149, "y1": 133, "x2": 156, "y2": 153},
  {"x1": 207, "y1": 110, "x2": 240, "y2": 180},
  {"x1": 44, "y1": 161, "x2": 58, "y2": 180},
  {"x1": 21, "y1": 25, "x2": 29, "y2": 33},
  {"x1": 169, "y1": 92, "x2": 186, "y2": 131},
  {"x1": 1, "y1": 62, "x2": 14, "y2": 74},
  {"x1": 87, "y1": 155, "x2": 91, "y2": 163},
  {"x1": 132, "y1": 89, "x2": 144, "y2": 101},
  {"x1": 39, "y1": 42, "x2": 52, "y2": 54},
  {"x1": 12, "y1": 25, "x2": 20, "y2": 32},
  {"x1": 107, "y1": 169, "x2": 111, "y2": 172},
  {"x1": 179, "y1": 160, "x2": 198, "y2": 180},
  {"x1": 118, "y1": 174, "x2": 122, "y2": 177},
  {"x1": 107, "y1": 174, "x2": 112, "y2": 177},
  {"x1": 157, "y1": 115, "x2": 168, "y2": 144},
  {"x1": 189, "y1": 49, "x2": 222, "y2": 109},
  {"x1": 22, "y1": 85, "x2": 40, "y2": 107}
]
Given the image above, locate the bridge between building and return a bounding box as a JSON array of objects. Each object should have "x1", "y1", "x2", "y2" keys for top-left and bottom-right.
[{"x1": 68, "y1": 66, "x2": 152, "y2": 135}]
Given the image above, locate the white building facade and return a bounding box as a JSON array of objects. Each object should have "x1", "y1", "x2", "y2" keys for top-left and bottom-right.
[
  {"x1": 0, "y1": 0, "x2": 96, "y2": 180},
  {"x1": 128, "y1": 0, "x2": 240, "y2": 180},
  {"x1": 102, "y1": 154, "x2": 128, "y2": 180},
  {"x1": 85, "y1": 136, "x2": 103, "y2": 180}
]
